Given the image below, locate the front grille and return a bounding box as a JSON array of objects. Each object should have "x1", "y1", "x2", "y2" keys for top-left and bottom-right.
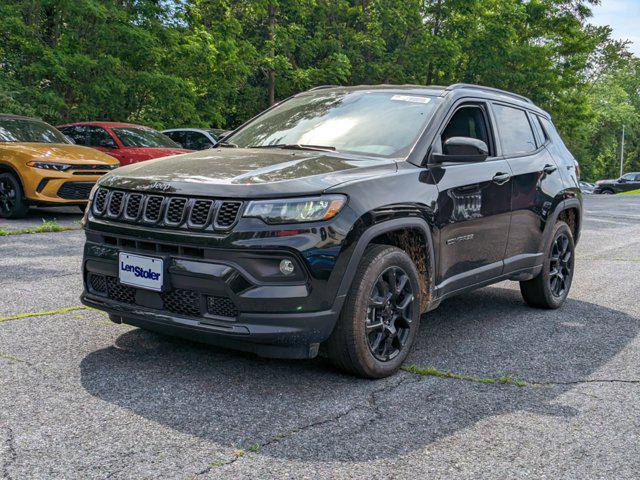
[
  {"x1": 86, "y1": 274, "x2": 238, "y2": 320},
  {"x1": 88, "y1": 273, "x2": 107, "y2": 294},
  {"x1": 106, "y1": 276, "x2": 136, "y2": 304},
  {"x1": 125, "y1": 194, "x2": 143, "y2": 219},
  {"x1": 215, "y1": 201, "x2": 242, "y2": 228},
  {"x1": 161, "y1": 289, "x2": 201, "y2": 317},
  {"x1": 165, "y1": 198, "x2": 187, "y2": 224},
  {"x1": 57, "y1": 182, "x2": 94, "y2": 200},
  {"x1": 94, "y1": 188, "x2": 108, "y2": 214},
  {"x1": 206, "y1": 295, "x2": 239, "y2": 319},
  {"x1": 144, "y1": 196, "x2": 163, "y2": 222},
  {"x1": 190, "y1": 200, "x2": 213, "y2": 226},
  {"x1": 108, "y1": 191, "x2": 125, "y2": 216},
  {"x1": 91, "y1": 188, "x2": 243, "y2": 232}
]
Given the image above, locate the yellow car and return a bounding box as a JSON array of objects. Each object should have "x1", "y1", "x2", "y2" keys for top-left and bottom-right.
[{"x1": 0, "y1": 114, "x2": 120, "y2": 218}]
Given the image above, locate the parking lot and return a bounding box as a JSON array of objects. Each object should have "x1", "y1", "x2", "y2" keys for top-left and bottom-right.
[{"x1": 1, "y1": 194, "x2": 639, "y2": 479}]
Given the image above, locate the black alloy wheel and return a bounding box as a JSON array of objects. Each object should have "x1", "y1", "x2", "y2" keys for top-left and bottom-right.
[
  {"x1": 366, "y1": 266, "x2": 414, "y2": 362},
  {"x1": 549, "y1": 233, "x2": 573, "y2": 298},
  {"x1": 0, "y1": 176, "x2": 17, "y2": 217}
]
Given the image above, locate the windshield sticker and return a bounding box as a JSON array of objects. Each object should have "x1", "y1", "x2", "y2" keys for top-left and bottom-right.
[{"x1": 391, "y1": 95, "x2": 431, "y2": 104}]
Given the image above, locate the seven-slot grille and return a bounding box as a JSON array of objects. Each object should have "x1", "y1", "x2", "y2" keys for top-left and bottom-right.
[{"x1": 93, "y1": 188, "x2": 242, "y2": 231}]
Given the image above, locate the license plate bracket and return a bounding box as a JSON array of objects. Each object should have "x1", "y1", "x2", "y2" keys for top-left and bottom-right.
[{"x1": 118, "y1": 252, "x2": 165, "y2": 292}]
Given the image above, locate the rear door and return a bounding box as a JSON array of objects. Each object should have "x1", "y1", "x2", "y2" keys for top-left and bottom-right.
[
  {"x1": 492, "y1": 103, "x2": 565, "y2": 273},
  {"x1": 431, "y1": 101, "x2": 512, "y2": 295}
]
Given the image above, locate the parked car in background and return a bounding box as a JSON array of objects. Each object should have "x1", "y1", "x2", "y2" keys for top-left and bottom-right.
[
  {"x1": 58, "y1": 122, "x2": 190, "y2": 166},
  {"x1": 594, "y1": 172, "x2": 640, "y2": 194},
  {"x1": 0, "y1": 114, "x2": 119, "y2": 218},
  {"x1": 162, "y1": 128, "x2": 229, "y2": 150},
  {"x1": 579, "y1": 181, "x2": 595, "y2": 194}
]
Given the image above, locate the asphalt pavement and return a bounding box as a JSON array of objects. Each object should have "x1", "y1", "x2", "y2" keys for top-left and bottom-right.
[{"x1": 1, "y1": 195, "x2": 639, "y2": 479}]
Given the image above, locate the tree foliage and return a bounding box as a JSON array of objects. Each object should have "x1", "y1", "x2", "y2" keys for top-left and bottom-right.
[{"x1": 0, "y1": 0, "x2": 637, "y2": 179}]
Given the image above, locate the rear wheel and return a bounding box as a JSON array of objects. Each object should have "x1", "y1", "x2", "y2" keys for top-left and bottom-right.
[
  {"x1": 600, "y1": 188, "x2": 615, "y2": 195},
  {"x1": 0, "y1": 173, "x2": 29, "y2": 219},
  {"x1": 324, "y1": 245, "x2": 422, "y2": 378},
  {"x1": 520, "y1": 221, "x2": 575, "y2": 309}
]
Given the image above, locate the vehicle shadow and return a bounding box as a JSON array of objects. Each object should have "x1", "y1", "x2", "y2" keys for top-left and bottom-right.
[{"x1": 79, "y1": 286, "x2": 638, "y2": 462}]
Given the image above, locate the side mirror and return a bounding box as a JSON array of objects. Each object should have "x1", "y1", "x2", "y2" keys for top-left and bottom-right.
[
  {"x1": 618, "y1": 178, "x2": 627, "y2": 183},
  {"x1": 431, "y1": 137, "x2": 489, "y2": 164}
]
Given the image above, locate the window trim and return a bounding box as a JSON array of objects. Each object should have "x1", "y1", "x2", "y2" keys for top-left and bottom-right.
[
  {"x1": 430, "y1": 100, "x2": 498, "y2": 163},
  {"x1": 489, "y1": 101, "x2": 544, "y2": 159}
]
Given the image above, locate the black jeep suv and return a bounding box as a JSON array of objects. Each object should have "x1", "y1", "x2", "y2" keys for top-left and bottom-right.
[{"x1": 81, "y1": 84, "x2": 582, "y2": 378}]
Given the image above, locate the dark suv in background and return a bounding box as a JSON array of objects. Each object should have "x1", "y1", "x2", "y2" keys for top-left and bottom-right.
[
  {"x1": 594, "y1": 172, "x2": 640, "y2": 194},
  {"x1": 81, "y1": 84, "x2": 582, "y2": 378}
]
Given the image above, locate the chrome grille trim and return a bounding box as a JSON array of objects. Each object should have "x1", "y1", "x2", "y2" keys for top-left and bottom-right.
[{"x1": 91, "y1": 188, "x2": 243, "y2": 232}]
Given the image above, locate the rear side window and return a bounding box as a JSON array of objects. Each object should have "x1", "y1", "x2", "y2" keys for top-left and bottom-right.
[
  {"x1": 492, "y1": 104, "x2": 537, "y2": 155},
  {"x1": 60, "y1": 125, "x2": 86, "y2": 145},
  {"x1": 86, "y1": 126, "x2": 116, "y2": 147}
]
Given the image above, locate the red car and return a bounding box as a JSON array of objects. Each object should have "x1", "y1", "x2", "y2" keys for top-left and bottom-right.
[{"x1": 57, "y1": 122, "x2": 191, "y2": 166}]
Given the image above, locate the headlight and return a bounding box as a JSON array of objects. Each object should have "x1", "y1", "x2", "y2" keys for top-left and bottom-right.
[
  {"x1": 27, "y1": 161, "x2": 73, "y2": 171},
  {"x1": 243, "y1": 195, "x2": 346, "y2": 224}
]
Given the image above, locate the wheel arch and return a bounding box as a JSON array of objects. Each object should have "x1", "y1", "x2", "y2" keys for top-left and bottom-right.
[
  {"x1": 0, "y1": 162, "x2": 25, "y2": 190},
  {"x1": 543, "y1": 197, "x2": 582, "y2": 248},
  {"x1": 335, "y1": 218, "x2": 436, "y2": 314}
]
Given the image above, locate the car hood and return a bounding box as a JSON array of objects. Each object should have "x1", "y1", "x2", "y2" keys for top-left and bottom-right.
[
  {"x1": 0, "y1": 142, "x2": 119, "y2": 165},
  {"x1": 595, "y1": 179, "x2": 615, "y2": 185},
  {"x1": 99, "y1": 147, "x2": 397, "y2": 197},
  {"x1": 121, "y1": 147, "x2": 192, "y2": 159}
]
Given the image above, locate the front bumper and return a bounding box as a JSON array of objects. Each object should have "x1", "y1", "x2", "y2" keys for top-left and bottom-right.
[
  {"x1": 24, "y1": 170, "x2": 109, "y2": 204},
  {"x1": 82, "y1": 228, "x2": 343, "y2": 358}
]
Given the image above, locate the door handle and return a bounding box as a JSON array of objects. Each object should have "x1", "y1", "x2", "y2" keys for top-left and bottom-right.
[
  {"x1": 543, "y1": 164, "x2": 557, "y2": 174},
  {"x1": 492, "y1": 172, "x2": 511, "y2": 185}
]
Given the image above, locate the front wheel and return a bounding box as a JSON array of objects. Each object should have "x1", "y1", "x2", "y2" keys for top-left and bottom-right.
[
  {"x1": 0, "y1": 173, "x2": 29, "y2": 219},
  {"x1": 520, "y1": 221, "x2": 575, "y2": 309},
  {"x1": 324, "y1": 245, "x2": 422, "y2": 378}
]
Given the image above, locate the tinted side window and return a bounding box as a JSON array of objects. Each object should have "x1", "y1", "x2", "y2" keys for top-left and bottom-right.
[
  {"x1": 635, "y1": 174, "x2": 640, "y2": 181},
  {"x1": 493, "y1": 104, "x2": 537, "y2": 155},
  {"x1": 166, "y1": 131, "x2": 186, "y2": 147},
  {"x1": 86, "y1": 126, "x2": 116, "y2": 147},
  {"x1": 441, "y1": 105, "x2": 493, "y2": 155},
  {"x1": 187, "y1": 132, "x2": 213, "y2": 150},
  {"x1": 60, "y1": 126, "x2": 87, "y2": 145}
]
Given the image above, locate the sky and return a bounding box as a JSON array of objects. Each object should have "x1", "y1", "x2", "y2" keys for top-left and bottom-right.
[{"x1": 590, "y1": 0, "x2": 640, "y2": 56}]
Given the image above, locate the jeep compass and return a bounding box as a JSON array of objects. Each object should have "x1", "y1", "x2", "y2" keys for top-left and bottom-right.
[{"x1": 81, "y1": 84, "x2": 582, "y2": 378}]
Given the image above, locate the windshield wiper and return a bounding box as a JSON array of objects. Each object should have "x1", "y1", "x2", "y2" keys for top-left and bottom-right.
[
  {"x1": 216, "y1": 141, "x2": 239, "y2": 148},
  {"x1": 249, "y1": 144, "x2": 336, "y2": 152}
]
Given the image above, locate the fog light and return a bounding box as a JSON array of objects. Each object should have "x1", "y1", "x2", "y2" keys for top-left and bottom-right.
[{"x1": 279, "y1": 259, "x2": 295, "y2": 276}]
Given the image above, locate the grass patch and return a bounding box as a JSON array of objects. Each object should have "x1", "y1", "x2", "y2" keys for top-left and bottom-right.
[
  {"x1": 0, "y1": 306, "x2": 89, "y2": 323},
  {"x1": 0, "y1": 353, "x2": 22, "y2": 363},
  {"x1": 0, "y1": 219, "x2": 80, "y2": 236},
  {"x1": 620, "y1": 189, "x2": 640, "y2": 195},
  {"x1": 402, "y1": 365, "x2": 527, "y2": 387}
]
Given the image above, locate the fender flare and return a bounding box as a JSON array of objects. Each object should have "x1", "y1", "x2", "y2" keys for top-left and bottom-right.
[
  {"x1": 542, "y1": 197, "x2": 582, "y2": 248},
  {"x1": 332, "y1": 217, "x2": 436, "y2": 311},
  {"x1": 0, "y1": 162, "x2": 25, "y2": 189}
]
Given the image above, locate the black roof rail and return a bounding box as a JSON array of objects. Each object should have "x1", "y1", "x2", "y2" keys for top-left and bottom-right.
[{"x1": 445, "y1": 83, "x2": 533, "y2": 104}]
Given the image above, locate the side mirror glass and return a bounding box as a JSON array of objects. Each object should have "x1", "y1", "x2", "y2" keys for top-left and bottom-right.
[{"x1": 431, "y1": 137, "x2": 489, "y2": 164}]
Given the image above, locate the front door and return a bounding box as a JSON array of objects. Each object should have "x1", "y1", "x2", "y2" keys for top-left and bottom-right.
[{"x1": 431, "y1": 102, "x2": 512, "y2": 296}]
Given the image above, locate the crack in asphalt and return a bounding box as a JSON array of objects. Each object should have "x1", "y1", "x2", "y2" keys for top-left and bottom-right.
[
  {"x1": 194, "y1": 375, "x2": 418, "y2": 476},
  {"x1": 2, "y1": 425, "x2": 17, "y2": 480},
  {"x1": 533, "y1": 379, "x2": 640, "y2": 386}
]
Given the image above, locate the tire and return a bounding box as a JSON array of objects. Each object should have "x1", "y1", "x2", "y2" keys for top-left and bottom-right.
[
  {"x1": 520, "y1": 221, "x2": 575, "y2": 309},
  {"x1": 0, "y1": 172, "x2": 29, "y2": 219},
  {"x1": 78, "y1": 204, "x2": 88, "y2": 213},
  {"x1": 601, "y1": 189, "x2": 615, "y2": 195},
  {"x1": 324, "y1": 244, "x2": 422, "y2": 378}
]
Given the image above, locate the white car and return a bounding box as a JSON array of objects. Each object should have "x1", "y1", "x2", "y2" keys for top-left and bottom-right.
[{"x1": 162, "y1": 128, "x2": 229, "y2": 150}]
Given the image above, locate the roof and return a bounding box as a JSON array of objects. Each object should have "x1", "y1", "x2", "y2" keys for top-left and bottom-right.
[
  {"x1": 162, "y1": 128, "x2": 213, "y2": 134},
  {"x1": 0, "y1": 113, "x2": 42, "y2": 121},
  {"x1": 57, "y1": 121, "x2": 151, "y2": 129},
  {"x1": 301, "y1": 83, "x2": 547, "y2": 116}
]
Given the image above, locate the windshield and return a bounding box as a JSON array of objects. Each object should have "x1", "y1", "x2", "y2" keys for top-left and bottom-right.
[
  {"x1": 0, "y1": 118, "x2": 71, "y2": 144},
  {"x1": 112, "y1": 127, "x2": 181, "y2": 148},
  {"x1": 229, "y1": 91, "x2": 438, "y2": 157}
]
